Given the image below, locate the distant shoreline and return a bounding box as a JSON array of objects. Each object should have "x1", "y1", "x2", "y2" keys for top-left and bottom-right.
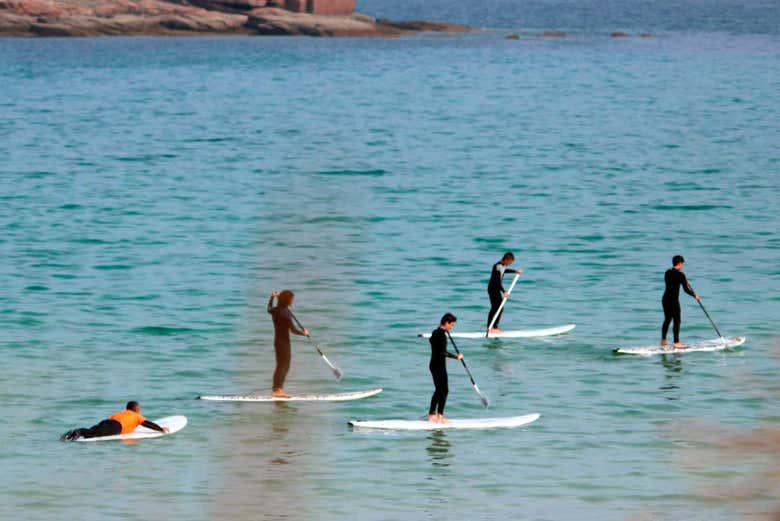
[{"x1": 0, "y1": 1, "x2": 471, "y2": 38}]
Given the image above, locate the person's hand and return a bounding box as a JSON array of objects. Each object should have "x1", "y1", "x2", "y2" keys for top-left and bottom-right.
[
  {"x1": 271, "y1": 290, "x2": 280, "y2": 297},
  {"x1": 516, "y1": 269, "x2": 523, "y2": 275},
  {"x1": 303, "y1": 328, "x2": 310, "y2": 337},
  {"x1": 503, "y1": 292, "x2": 510, "y2": 298},
  {"x1": 163, "y1": 427, "x2": 170, "y2": 433},
  {"x1": 695, "y1": 294, "x2": 701, "y2": 301},
  {"x1": 457, "y1": 353, "x2": 464, "y2": 360}
]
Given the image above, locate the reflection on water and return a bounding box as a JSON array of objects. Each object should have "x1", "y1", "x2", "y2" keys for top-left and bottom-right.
[
  {"x1": 211, "y1": 401, "x2": 318, "y2": 519},
  {"x1": 485, "y1": 338, "x2": 507, "y2": 351},
  {"x1": 659, "y1": 354, "x2": 683, "y2": 401},
  {"x1": 426, "y1": 431, "x2": 453, "y2": 468},
  {"x1": 660, "y1": 353, "x2": 683, "y2": 374}
]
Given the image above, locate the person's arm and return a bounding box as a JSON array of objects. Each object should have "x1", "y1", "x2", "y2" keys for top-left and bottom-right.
[
  {"x1": 495, "y1": 264, "x2": 506, "y2": 293},
  {"x1": 267, "y1": 292, "x2": 277, "y2": 314},
  {"x1": 141, "y1": 420, "x2": 169, "y2": 433},
  {"x1": 680, "y1": 273, "x2": 697, "y2": 297},
  {"x1": 285, "y1": 310, "x2": 306, "y2": 336}
]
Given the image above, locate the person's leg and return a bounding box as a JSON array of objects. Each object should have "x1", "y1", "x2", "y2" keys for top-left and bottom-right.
[
  {"x1": 494, "y1": 307, "x2": 505, "y2": 329},
  {"x1": 429, "y1": 364, "x2": 445, "y2": 421},
  {"x1": 63, "y1": 419, "x2": 121, "y2": 440},
  {"x1": 487, "y1": 292, "x2": 503, "y2": 329},
  {"x1": 662, "y1": 299, "x2": 673, "y2": 344},
  {"x1": 273, "y1": 341, "x2": 291, "y2": 395},
  {"x1": 672, "y1": 302, "x2": 682, "y2": 345},
  {"x1": 83, "y1": 419, "x2": 122, "y2": 438},
  {"x1": 436, "y1": 373, "x2": 449, "y2": 417}
]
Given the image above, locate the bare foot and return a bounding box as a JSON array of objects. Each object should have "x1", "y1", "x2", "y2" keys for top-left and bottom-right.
[
  {"x1": 437, "y1": 414, "x2": 451, "y2": 424},
  {"x1": 427, "y1": 414, "x2": 438, "y2": 423},
  {"x1": 673, "y1": 342, "x2": 687, "y2": 349},
  {"x1": 660, "y1": 339, "x2": 668, "y2": 347},
  {"x1": 272, "y1": 389, "x2": 291, "y2": 398},
  {"x1": 488, "y1": 328, "x2": 503, "y2": 335}
]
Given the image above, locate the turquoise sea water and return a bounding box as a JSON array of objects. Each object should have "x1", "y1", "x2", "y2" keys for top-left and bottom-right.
[{"x1": 1, "y1": 20, "x2": 780, "y2": 521}]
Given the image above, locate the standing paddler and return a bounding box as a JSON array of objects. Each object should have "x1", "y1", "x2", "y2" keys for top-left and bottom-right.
[
  {"x1": 661, "y1": 255, "x2": 700, "y2": 349},
  {"x1": 487, "y1": 252, "x2": 523, "y2": 334},
  {"x1": 428, "y1": 313, "x2": 463, "y2": 423},
  {"x1": 268, "y1": 290, "x2": 309, "y2": 398}
]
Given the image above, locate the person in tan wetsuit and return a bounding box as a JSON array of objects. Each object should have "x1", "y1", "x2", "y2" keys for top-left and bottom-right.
[{"x1": 267, "y1": 290, "x2": 309, "y2": 398}]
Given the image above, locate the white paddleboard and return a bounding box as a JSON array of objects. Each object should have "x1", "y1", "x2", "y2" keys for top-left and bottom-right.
[
  {"x1": 74, "y1": 415, "x2": 187, "y2": 442},
  {"x1": 198, "y1": 388, "x2": 383, "y2": 402},
  {"x1": 418, "y1": 324, "x2": 575, "y2": 339},
  {"x1": 349, "y1": 413, "x2": 540, "y2": 431},
  {"x1": 614, "y1": 336, "x2": 746, "y2": 356}
]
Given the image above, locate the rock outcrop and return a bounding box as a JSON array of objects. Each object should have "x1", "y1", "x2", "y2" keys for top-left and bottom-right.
[{"x1": 0, "y1": 0, "x2": 470, "y2": 37}]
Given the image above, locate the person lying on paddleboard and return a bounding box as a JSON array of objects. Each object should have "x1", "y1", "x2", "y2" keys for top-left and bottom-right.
[
  {"x1": 60, "y1": 401, "x2": 168, "y2": 441},
  {"x1": 661, "y1": 255, "x2": 700, "y2": 349},
  {"x1": 428, "y1": 313, "x2": 464, "y2": 423},
  {"x1": 268, "y1": 290, "x2": 309, "y2": 398},
  {"x1": 487, "y1": 252, "x2": 522, "y2": 334}
]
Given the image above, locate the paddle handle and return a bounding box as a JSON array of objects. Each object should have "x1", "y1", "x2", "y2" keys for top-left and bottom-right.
[{"x1": 486, "y1": 272, "x2": 521, "y2": 335}]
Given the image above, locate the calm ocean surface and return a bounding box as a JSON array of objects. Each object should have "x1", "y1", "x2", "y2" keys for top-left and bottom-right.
[{"x1": 1, "y1": 2, "x2": 779, "y2": 519}]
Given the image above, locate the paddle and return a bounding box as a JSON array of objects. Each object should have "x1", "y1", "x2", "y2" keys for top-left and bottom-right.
[
  {"x1": 685, "y1": 282, "x2": 723, "y2": 338},
  {"x1": 289, "y1": 311, "x2": 343, "y2": 381},
  {"x1": 486, "y1": 272, "x2": 521, "y2": 337},
  {"x1": 446, "y1": 331, "x2": 489, "y2": 408},
  {"x1": 693, "y1": 295, "x2": 724, "y2": 340}
]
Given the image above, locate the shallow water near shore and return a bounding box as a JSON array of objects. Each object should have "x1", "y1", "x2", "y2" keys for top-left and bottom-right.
[{"x1": 1, "y1": 20, "x2": 780, "y2": 521}]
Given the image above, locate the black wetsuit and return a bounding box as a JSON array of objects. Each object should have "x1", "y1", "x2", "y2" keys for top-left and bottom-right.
[
  {"x1": 62, "y1": 419, "x2": 122, "y2": 440},
  {"x1": 268, "y1": 297, "x2": 305, "y2": 390},
  {"x1": 662, "y1": 268, "x2": 696, "y2": 343},
  {"x1": 429, "y1": 327, "x2": 458, "y2": 416},
  {"x1": 487, "y1": 262, "x2": 520, "y2": 328}
]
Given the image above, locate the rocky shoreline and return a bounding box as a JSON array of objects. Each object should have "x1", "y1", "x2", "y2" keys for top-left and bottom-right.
[{"x1": 0, "y1": 0, "x2": 471, "y2": 37}]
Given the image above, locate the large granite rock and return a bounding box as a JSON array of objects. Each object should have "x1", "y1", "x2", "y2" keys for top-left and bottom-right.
[{"x1": 0, "y1": 0, "x2": 471, "y2": 37}]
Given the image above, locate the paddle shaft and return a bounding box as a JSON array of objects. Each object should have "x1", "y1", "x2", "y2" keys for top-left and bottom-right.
[
  {"x1": 446, "y1": 331, "x2": 489, "y2": 408},
  {"x1": 696, "y1": 299, "x2": 723, "y2": 338},
  {"x1": 687, "y1": 283, "x2": 723, "y2": 338},
  {"x1": 289, "y1": 310, "x2": 343, "y2": 380},
  {"x1": 486, "y1": 272, "x2": 521, "y2": 336}
]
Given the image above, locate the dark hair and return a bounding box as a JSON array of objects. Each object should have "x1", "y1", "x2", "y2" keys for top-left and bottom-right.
[
  {"x1": 126, "y1": 401, "x2": 139, "y2": 411},
  {"x1": 672, "y1": 255, "x2": 685, "y2": 266},
  {"x1": 502, "y1": 252, "x2": 515, "y2": 261},
  {"x1": 440, "y1": 313, "x2": 457, "y2": 325},
  {"x1": 277, "y1": 290, "x2": 295, "y2": 308}
]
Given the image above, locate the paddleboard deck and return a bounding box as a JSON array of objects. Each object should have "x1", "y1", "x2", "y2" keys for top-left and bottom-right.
[
  {"x1": 72, "y1": 415, "x2": 187, "y2": 442},
  {"x1": 614, "y1": 336, "x2": 745, "y2": 356},
  {"x1": 418, "y1": 324, "x2": 575, "y2": 339},
  {"x1": 349, "y1": 413, "x2": 540, "y2": 431},
  {"x1": 198, "y1": 388, "x2": 383, "y2": 402}
]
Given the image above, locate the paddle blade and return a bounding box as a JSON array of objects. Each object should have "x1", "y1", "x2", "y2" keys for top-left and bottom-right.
[
  {"x1": 320, "y1": 354, "x2": 342, "y2": 381},
  {"x1": 474, "y1": 384, "x2": 489, "y2": 408}
]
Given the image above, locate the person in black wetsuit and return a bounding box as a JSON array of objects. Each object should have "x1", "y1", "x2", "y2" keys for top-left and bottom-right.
[
  {"x1": 661, "y1": 255, "x2": 700, "y2": 349},
  {"x1": 428, "y1": 313, "x2": 463, "y2": 424},
  {"x1": 268, "y1": 290, "x2": 309, "y2": 398},
  {"x1": 487, "y1": 252, "x2": 523, "y2": 333}
]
